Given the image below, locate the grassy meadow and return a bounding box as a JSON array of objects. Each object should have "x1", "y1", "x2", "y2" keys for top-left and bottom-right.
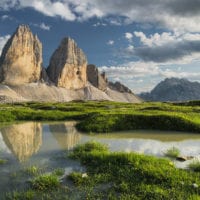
[
  {"x1": 1, "y1": 101, "x2": 200, "y2": 199},
  {"x1": 4, "y1": 142, "x2": 200, "y2": 200},
  {"x1": 0, "y1": 100, "x2": 200, "y2": 133}
]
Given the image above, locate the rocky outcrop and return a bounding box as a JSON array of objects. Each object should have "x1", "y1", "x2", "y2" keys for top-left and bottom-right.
[
  {"x1": 0, "y1": 25, "x2": 142, "y2": 103},
  {"x1": 40, "y1": 67, "x2": 50, "y2": 83},
  {"x1": 139, "y1": 78, "x2": 200, "y2": 102},
  {"x1": 108, "y1": 81, "x2": 133, "y2": 93},
  {"x1": 47, "y1": 37, "x2": 87, "y2": 89},
  {"x1": 87, "y1": 64, "x2": 108, "y2": 91},
  {"x1": 0, "y1": 25, "x2": 42, "y2": 85}
]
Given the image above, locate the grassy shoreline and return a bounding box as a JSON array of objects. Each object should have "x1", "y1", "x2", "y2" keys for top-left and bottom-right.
[
  {"x1": 0, "y1": 101, "x2": 200, "y2": 133},
  {"x1": 4, "y1": 142, "x2": 200, "y2": 200}
]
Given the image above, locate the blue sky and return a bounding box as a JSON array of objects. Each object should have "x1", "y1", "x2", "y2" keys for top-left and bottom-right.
[{"x1": 0, "y1": 0, "x2": 200, "y2": 93}]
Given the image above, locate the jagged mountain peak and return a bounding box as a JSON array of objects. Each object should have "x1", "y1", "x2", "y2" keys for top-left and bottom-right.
[
  {"x1": 47, "y1": 36, "x2": 87, "y2": 89},
  {"x1": 0, "y1": 24, "x2": 42, "y2": 85},
  {"x1": 0, "y1": 25, "x2": 141, "y2": 103}
]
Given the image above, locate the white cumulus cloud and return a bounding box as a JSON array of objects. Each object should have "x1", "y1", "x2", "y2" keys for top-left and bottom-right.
[
  {"x1": 1, "y1": 0, "x2": 200, "y2": 31},
  {"x1": 99, "y1": 60, "x2": 200, "y2": 93},
  {"x1": 107, "y1": 40, "x2": 114, "y2": 45},
  {"x1": 125, "y1": 32, "x2": 133, "y2": 42},
  {"x1": 32, "y1": 22, "x2": 51, "y2": 31},
  {"x1": 122, "y1": 31, "x2": 200, "y2": 64}
]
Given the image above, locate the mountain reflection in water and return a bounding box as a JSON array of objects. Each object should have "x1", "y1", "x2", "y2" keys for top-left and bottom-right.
[
  {"x1": 49, "y1": 121, "x2": 81, "y2": 150},
  {"x1": 0, "y1": 121, "x2": 81, "y2": 162},
  {"x1": 1, "y1": 122, "x2": 42, "y2": 162},
  {"x1": 0, "y1": 121, "x2": 200, "y2": 165}
]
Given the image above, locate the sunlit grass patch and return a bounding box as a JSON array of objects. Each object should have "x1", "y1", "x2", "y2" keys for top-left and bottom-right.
[
  {"x1": 23, "y1": 166, "x2": 40, "y2": 176},
  {"x1": 52, "y1": 168, "x2": 65, "y2": 177},
  {"x1": 31, "y1": 174, "x2": 60, "y2": 191},
  {"x1": 188, "y1": 160, "x2": 200, "y2": 172},
  {"x1": 68, "y1": 141, "x2": 200, "y2": 199},
  {"x1": 164, "y1": 147, "x2": 180, "y2": 159}
]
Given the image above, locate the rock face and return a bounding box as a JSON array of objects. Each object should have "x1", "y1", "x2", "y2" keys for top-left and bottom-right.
[
  {"x1": 87, "y1": 64, "x2": 108, "y2": 91},
  {"x1": 0, "y1": 24, "x2": 142, "y2": 103},
  {"x1": 0, "y1": 25, "x2": 42, "y2": 85},
  {"x1": 139, "y1": 78, "x2": 200, "y2": 102},
  {"x1": 40, "y1": 67, "x2": 50, "y2": 83},
  {"x1": 47, "y1": 37, "x2": 87, "y2": 89},
  {"x1": 108, "y1": 81, "x2": 133, "y2": 93}
]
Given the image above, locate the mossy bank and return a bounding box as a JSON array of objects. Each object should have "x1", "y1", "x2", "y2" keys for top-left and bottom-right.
[
  {"x1": 0, "y1": 100, "x2": 200, "y2": 133},
  {"x1": 4, "y1": 142, "x2": 200, "y2": 200}
]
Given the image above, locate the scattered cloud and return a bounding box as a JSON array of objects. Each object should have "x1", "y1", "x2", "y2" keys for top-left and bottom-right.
[
  {"x1": 39, "y1": 22, "x2": 51, "y2": 30},
  {"x1": 99, "y1": 61, "x2": 200, "y2": 93},
  {"x1": 109, "y1": 19, "x2": 122, "y2": 26},
  {"x1": 120, "y1": 31, "x2": 200, "y2": 64},
  {"x1": 134, "y1": 32, "x2": 177, "y2": 47},
  {"x1": 107, "y1": 40, "x2": 114, "y2": 45},
  {"x1": 100, "y1": 62, "x2": 159, "y2": 79},
  {"x1": 125, "y1": 32, "x2": 133, "y2": 42},
  {"x1": 125, "y1": 45, "x2": 134, "y2": 53},
  {"x1": 32, "y1": 22, "x2": 51, "y2": 31},
  {"x1": 0, "y1": 35, "x2": 10, "y2": 55},
  {"x1": 134, "y1": 40, "x2": 200, "y2": 63},
  {"x1": 93, "y1": 22, "x2": 107, "y2": 27},
  {"x1": 0, "y1": 15, "x2": 12, "y2": 21},
  {"x1": 0, "y1": 0, "x2": 76, "y2": 21},
  {"x1": 1, "y1": 0, "x2": 200, "y2": 31}
]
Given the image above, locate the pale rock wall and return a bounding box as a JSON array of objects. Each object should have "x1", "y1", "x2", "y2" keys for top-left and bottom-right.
[
  {"x1": 47, "y1": 37, "x2": 87, "y2": 89},
  {"x1": 0, "y1": 25, "x2": 42, "y2": 85}
]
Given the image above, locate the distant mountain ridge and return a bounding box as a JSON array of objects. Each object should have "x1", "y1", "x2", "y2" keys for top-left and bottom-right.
[{"x1": 139, "y1": 78, "x2": 200, "y2": 102}]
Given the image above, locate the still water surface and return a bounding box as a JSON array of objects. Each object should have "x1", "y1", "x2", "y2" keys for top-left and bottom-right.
[{"x1": 0, "y1": 121, "x2": 200, "y2": 195}]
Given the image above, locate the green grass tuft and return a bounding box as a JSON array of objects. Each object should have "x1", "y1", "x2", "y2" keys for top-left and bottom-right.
[
  {"x1": 68, "y1": 142, "x2": 200, "y2": 199},
  {"x1": 164, "y1": 147, "x2": 180, "y2": 159},
  {"x1": 188, "y1": 160, "x2": 200, "y2": 172},
  {"x1": 30, "y1": 174, "x2": 60, "y2": 191},
  {"x1": 69, "y1": 141, "x2": 108, "y2": 159},
  {"x1": 23, "y1": 166, "x2": 40, "y2": 176},
  {"x1": 52, "y1": 168, "x2": 65, "y2": 177}
]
